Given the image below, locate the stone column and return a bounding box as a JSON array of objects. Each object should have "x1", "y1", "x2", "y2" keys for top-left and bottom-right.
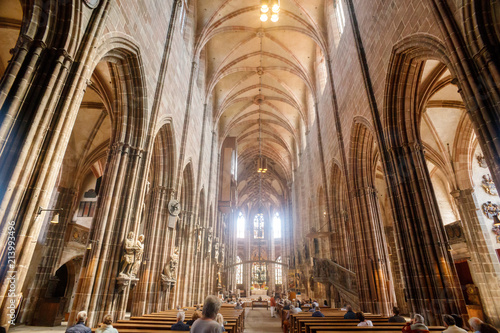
[
  {"x1": 131, "y1": 186, "x2": 172, "y2": 316},
  {"x1": 385, "y1": 226, "x2": 409, "y2": 315},
  {"x1": 385, "y1": 143, "x2": 467, "y2": 325},
  {"x1": 451, "y1": 189, "x2": 500, "y2": 326},
  {"x1": 351, "y1": 186, "x2": 394, "y2": 315},
  {"x1": 0, "y1": 47, "x2": 74, "y2": 326},
  {"x1": 244, "y1": 215, "x2": 252, "y2": 296},
  {"x1": 0, "y1": 3, "x2": 111, "y2": 324},
  {"x1": 68, "y1": 143, "x2": 148, "y2": 327},
  {"x1": 172, "y1": 211, "x2": 193, "y2": 307},
  {"x1": 269, "y1": 210, "x2": 275, "y2": 296}
]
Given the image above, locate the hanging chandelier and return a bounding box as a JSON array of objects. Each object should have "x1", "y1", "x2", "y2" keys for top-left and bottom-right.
[
  {"x1": 260, "y1": 0, "x2": 280, "y2": 22},
  {"x1": 256, "y1": 33, "x2": 267, "y2": 174}
]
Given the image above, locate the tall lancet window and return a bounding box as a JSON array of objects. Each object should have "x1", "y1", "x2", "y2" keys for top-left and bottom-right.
[
  {"x1": 275, "y1": 256, "x2": 283, "y2": 284},
  {"x1": 237, "y1": 212, "x2": 245, "y2": 238},
  {"x1": 254, "y1": 213, "x2": 264, "y2": 239},
  {"x1": 273, "y1": 212, "x2": 282, "y2": 238},
  {"x1": 335, "y1": 0, "x2": 346, "y2": 35},
  {"x1": 236, "y1": 256, "x2": 243, "y2": 284}
]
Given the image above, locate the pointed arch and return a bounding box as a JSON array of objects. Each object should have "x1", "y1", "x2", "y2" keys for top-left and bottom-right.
[
  {"x1": 94, "y1": 32, "x2": 149, "y2": 149},
  {"x1": 151, "y1": 121, "x2": 176, "y2": 190}
]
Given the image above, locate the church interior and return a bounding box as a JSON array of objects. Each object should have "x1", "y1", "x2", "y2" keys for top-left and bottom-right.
[{"x1": 1, "y1": 0, "x2": 500, "y2": 332}]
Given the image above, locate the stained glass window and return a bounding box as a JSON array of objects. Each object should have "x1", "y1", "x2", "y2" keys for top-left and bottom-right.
[
  {"x1": 253, "y1": 214, "x2": 264, "y2": 239},
  {"x1": 236, "y1": 256, "x2": 242, "y2": 284},
  {"x1": 237, "y1": 212, "x2": 245, "y2": 238},
  {"x1": 273, "y1": 212, "x2": 281, "y2": 238},
  {"x1": 275, "y1": 256, "x2": 282, "y2": 284}
]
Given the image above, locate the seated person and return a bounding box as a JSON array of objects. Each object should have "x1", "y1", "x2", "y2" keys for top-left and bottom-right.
[
  {"x1": 356, "y1": 312, "x2": 373, "y2": 327},
  {"x1": 323, "y1": 300, "x2": 328, "y2": 306},
  {"x1": 66, "y1": 311, "x2": 92, "y2": 333},
  {"x1": 190, "y1": 295, "x2": 223, "y2": 333},
  {"x1": 216, "y1": 313, "x2": 226, "y2": 332},
  {"x1": 186, "y1": 310, "x2": 201, "y2": 326},
  {"x1": 95, "y1": 315, "x2": 119, "y2": 333},
  {"x1": 234, "y1": 300, "x2": 243, "y2": 309},
  {"x1": 343, "y1": 305, "x2": 356, "y2": 319},
  {"x1": 402, "y1": 314, "x2": 429, "y2": 333},
  {"x1": 480, "y1": 323, "x2": 500, "y2": 333},
  {"x1": 171, "y1": 311, "x2": 190, "y2": 331},
  {"x1": 288, "y1": 305, "x2": 300, "y2": 317},
  {"x1": 451, "y1": 314, "x2": 468, "y2": 331},
  {"x1": 442, "y1": 314, "x2": 467, "y2": 333},
  {"x1": 469, "y1": 317, "x2": 482, "y2": 333},
  {"x1": 283, "y1": 300, "x2": 291, "y2": 310},
  {"x1": 389, "y1": 306, "x2": 407, "y2": 323},
  {"x1": 312, "y1": 307, "x2": 325, "y2": 317}
]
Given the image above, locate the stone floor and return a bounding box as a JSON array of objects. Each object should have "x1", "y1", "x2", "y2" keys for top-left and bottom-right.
[{"x1": 243, "y1": 307, "x2": 282, "y2": 332}]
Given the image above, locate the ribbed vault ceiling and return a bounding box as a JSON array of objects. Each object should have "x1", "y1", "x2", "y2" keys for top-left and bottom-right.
[{"x1": 196, "y1": 0, "x2": 326, "y2": 209}]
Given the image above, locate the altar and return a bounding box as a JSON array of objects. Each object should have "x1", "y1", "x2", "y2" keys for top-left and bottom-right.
[{"x1": 251, "y1": 289, "x2": 267, "y2": 296}]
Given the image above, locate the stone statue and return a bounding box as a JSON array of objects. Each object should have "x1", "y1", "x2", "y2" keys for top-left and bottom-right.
[
  {"x1": 213, "y1": 237, "x2": 219, "y2": 263},
  {"x1": 130, "y1": 234, "x2": 145, "y2": 277},
  {"x1": 162, "y1": 246, "x2": 179, "y2": 280},
  {"x1": 217, "y1": 270, "x2": 222, "y2": 288},
  {"x1": 482, "y1": 174, "x2": 498, "y2": 196},
  {"x1": 195, "y1": 224, "x2": 202, "y2": 253},
  {"x1": 220, "y1": 243, "x2": 225, "y2": 266},
  {"x1": 477, "y1": 153, "x2": 488, "y2": 168},
  {"x1": 206, "y1": 227, "x2": 213, "y2": 254},
  {"x1": 482, "y1": 201, "x2": 500, "y2": 219},
  {"x1": 119, "y1": 231, "x2": 135, "y2": 277}
]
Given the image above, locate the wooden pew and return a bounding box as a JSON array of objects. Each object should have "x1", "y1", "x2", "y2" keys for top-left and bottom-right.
[
  {"x1": 92, "y1": 326, "x2": 191, "y2": 333},
  {"x1": 306, "y1": 326, "x2": 445, "y2": 333},
  {"x1": 289, "y1": 313, "x2": 384, "y2": 333},
  {"x1": 297, "y1": 319, "x2": 404, "y2": 333},
  {"x1": 112, "y1": 307, "x2": 244, "y2": 333}
]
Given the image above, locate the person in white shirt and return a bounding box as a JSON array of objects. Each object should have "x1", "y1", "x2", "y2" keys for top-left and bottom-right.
[
  {"x1": 290, "y1": 305, "x2": 302, "y2": 314},
  {"x1": 191, "y1": 295, "x2": 223, "y2": 333},
  {"x1": 442, "y1": 314, "x2": 467, "y2": 333},
  {"x1": 356, "y1": 312, "x2": 373, "y2": 327}
]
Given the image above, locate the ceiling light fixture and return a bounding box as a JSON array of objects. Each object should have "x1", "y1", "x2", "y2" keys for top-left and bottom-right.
[
  {"x1": 257, "y1": 33, "x2": 267, "y2": 174},
  {"x1": 261, "y1": 0, "x2": 279, "y2": 22},
  {"x1": 261, "y1": 0, "x2": 269, "y2": 13},
  {"x1": 272, "y1": 0, "x2": 280, "y2": 13}
]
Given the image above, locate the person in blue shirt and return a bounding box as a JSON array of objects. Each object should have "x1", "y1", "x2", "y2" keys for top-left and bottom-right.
[
  {"x1": 343, "y1": 305, "x2": 357, "y2": 319},
  {"x1": 66, "y1": 311, "x2": 92, "y2": 333},
  {"x1": 171, "y1": 311, "x2": 190, "y2": 331},
  {"x1": 312, "y1": 307, "x2": 325, "y2": 317}
]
